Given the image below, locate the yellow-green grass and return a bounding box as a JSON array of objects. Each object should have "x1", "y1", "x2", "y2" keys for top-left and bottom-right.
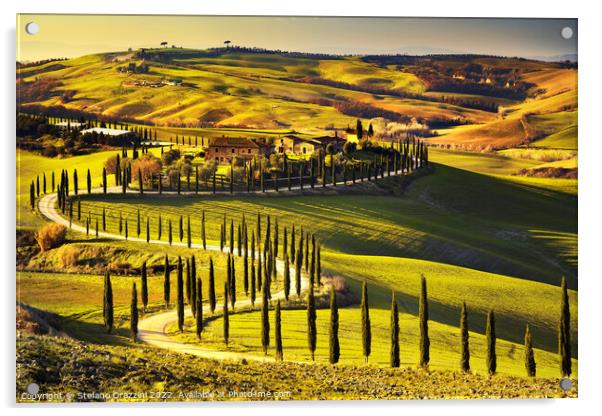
[
  {"x1": 17, "y1": 240, "x2": 254, "y2": 345},
  {"x1": 497, "y1": 148, "x2": 576, "y2": 162},
  {"x1": 318, "y1": 59, "x2": 426, "y2": 94},
  {"x1": 170, "y1": 306, "x2": 576, "y2": 379},
  {"x1": 423, "y1": 91, "x2": 519, "y2": 106},
  {"x1": 16, "y1": 148, "x2": 163, "y2": 228},
  {"x1": 428, "y1": 148, "x2": 577, "y2": 194},
  {"x1": 321, "y1": 252, "x2": 577, "y2": 353},
  {"x1": 532, "y1": 126, "x2": 578, "y2": 150},
  {"x1": 428, "y1": 147, "x2": 541, "y2": 175},
  {"x1": 74, "y1": 184, "x2": 575, "y2": 289},
  {"x1": 20, "y1": 51, "x2": 497, "y2": 131},
  {"x1": 427, "y1": 118, "x2": 532, "y2": 149}
]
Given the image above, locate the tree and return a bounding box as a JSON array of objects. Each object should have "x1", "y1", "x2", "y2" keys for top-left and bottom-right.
[
  {"x1": 229, "y1": 219, "x2": 234, "y2": 254},
  {"x1": 525, "y1": 324, "x2": 536, "y2": 377},
  {"x1": 261, "y1": 278, "x2": 270, "y2": 355},
  {"x1": 201, "y1": 210, "x2": 206, "y2": 250},
  {"x1": 141, "y1": 261, "x2": 148, "y2": 312},
  {"x1": 390, "y1": 291, "x2": 399, "y2": 367},
  {"x1": 102, "y1": 168, "x2": 107, "y2": 194},
  {"x1": 190, "y1": 256, "x2": 197, "y2": 316},
  {"x1": 243, "y1": 254, "x2": 249, "y2": 295},
  {"x1": 196, "y1": 276, "x2": 203, "y2": 339},
  {"x1": 102, "y1": 208, "x2": 106, "y2": 231},
  {"x1": 87, "y1": 169, "x2": 91, "y2": 194},
  {"x1": 163, "y1": 255, "x2": 170, "y2": 306},
  {"x1": 460, "y1": 301, "x2": 470, "y2": 372},
  {"x1": 136, "y1": 209, "x2": 141, "y2": 237},
  {"x1": 250, "y1": 258, "x2": 256, "y2": 306},
  {"x1": 361, "y1": 281, "x2": 371, "y2": 364},
  {"x1": 367, "y1": 123, "x2": 374, "y2": 137},
  {"x1": 103, "y1": 270, "x2": 114, "y2": 334},
  {"x1": 130, "y1": 282, "x2": 138, "y2": 341},
  {"x1": 73, "y1": 169, "x2": 78, "y2": 195},
  {"x1": 356, "y1": 119, "x2": 364, "y2": 140},
  {"x1": 486, "y1": 310, "x2": 497, "y2": 375},
  {"x1": 168, "y1": 219, "x2": 173, "y2": 245},
  {"x1": 138, "y1": 168, "x2": 144, "y2": 195},
  {"x1": 329, "y1": 286, "x2": 340, "y2": 364},
  {"x1": 419, "y1": 276, "x2": 430, "y2": 368},
  {"x1": 559, "y1": 276, "x2": 572, "y2": 376},
  {"x1": 283, "y1": 253, "x2": 291, "y2": 300},
  {"x1": 316, "y1": 244, "x2": 322, "y2": 286},
  {"x1": 179, "y1": 215, "x2": 183, "y2": 242},
  {"x1": 29, "y1": 181, "x2": 35, "y2": 209},
  {"x1": 295, "y1": 248, "x2": 302, "y2": 298},
  {"x1": 177, "y1": 256, "x2": 184, "y2": 332},
  {"x1": 275, "y1": 300, "x2": 283, "y2": 362},
  {"x1": 208, "y1": 257, "x2": 216, "y2": 313},
  {"x1": 185, "y1": 258, "x2": 191, "y2": 304},
  {"x1": 223, "y1": 283, "x2": 230, "y2": 345},
  {"x1": 229, "y1": 255, "x2": 237, "y2": 309},
  {"x1": 187, "y1": 216, "x2": 191, "y2": 248},
  {"x1": 307, "y1": 285, "x2": 317, "y2": 361}
]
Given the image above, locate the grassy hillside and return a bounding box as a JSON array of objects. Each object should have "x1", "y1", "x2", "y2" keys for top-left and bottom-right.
[{"x1": 17, "y1": 334, "x2": 576, "y2": 401}]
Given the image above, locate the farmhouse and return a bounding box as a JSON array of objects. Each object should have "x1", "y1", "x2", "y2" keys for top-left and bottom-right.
[
  {"x1": 276, "y1": 134, "x2": 347, "y2": 155},
  {"x1": 80, "y1": 127, "x2": 130, "y2": 136},
  {"x1": 206, "y1": 137, "x2": 269, "y2": 164}
]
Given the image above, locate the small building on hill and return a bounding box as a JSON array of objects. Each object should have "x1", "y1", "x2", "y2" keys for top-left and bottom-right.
[
  {"x1": 276, "y1": 134, "x2": 347, "y2": 156},
  {"x1": 311, "y1": 135, "x2": 347, "y2": 152},
  {"x1": 206, "y1": 137, "x2": 269, "y2": 164},
  {"x1": 80, "y1": 127, "x2": 130, "y2": 136}
]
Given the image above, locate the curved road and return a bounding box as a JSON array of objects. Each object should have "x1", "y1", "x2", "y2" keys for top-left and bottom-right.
[{"x1": 38, "y1": 188, "x2": 309, "y2": 363}]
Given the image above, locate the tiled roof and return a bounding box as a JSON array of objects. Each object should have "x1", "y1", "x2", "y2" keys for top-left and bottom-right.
[{"x1": 209, "y1": 137, "x2": 261, "y2": 148}]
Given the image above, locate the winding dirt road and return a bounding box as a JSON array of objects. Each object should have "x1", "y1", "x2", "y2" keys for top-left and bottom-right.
[{"x1": 38, "y1": 188, "x2": 309, "y2": 362}]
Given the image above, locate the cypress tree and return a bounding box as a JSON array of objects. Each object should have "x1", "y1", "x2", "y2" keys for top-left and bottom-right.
[
  {"x1": 73, "y1": 169, "x2": 78, "y2": 195},
  {"x1": 168, "y1": 219, "x2": 173, "y2": 245},
  {"x1": 190, "y1": 255, "x2": 196, "y2": 317},
  {"x1": 29, "y1": 181, "x2": 35, "y2": 209},
  {"x1": 177, "y1": 256, "x2": 184, "y2": 332},
  {"x1": 118, "y1": 212, "x2": 122, "y2": 234},
  {"x1": 460, "y1": 301, "x2": 470, "y2": 372},
  {"x1": 261, "y1": 278, "x2": 270, "y2": 355},
  {"x1": 208, "y1": 257, "x2": 216, "y2": 313},
  {"x1": 163, "y1": 255, "x2": 170, "y2": 306},
  {"x1": 132, "y1": 209, "x2": 138, "y2": 236},
  {"x1": 304, "y1": 232, "x2": 309, "y2": 272},
  {"x1": 390, "y1": 291, "x2": 400, "y2": 368},
  {"x1": 87, "y1": 169, "x2": 91, "y2": 194},
  {"x1": 158, "y1": 214, "x2": 162, "y2": 240},
  {"x1": 229, "y1": 219, "x2": 234, "y2": 254},
  {"x1": 290, "y1": 224, "x2": 295, "y2": 264},
  {"x1": 559, "y1": 276, "x2": 572, "y2": 376},
  {"x1": 310, "y1": 236, "x2": 316, "y2": 287},
  {"x1": 307, "y1": 285, "x2": 317, "y2": 361},
  {"x1": 283, "y1": 252, "x2": 291, "y2": 300},
  {"x1": 250, "y1": 258, "x2": 256, "y2": 306},
  {"x1": 295, "y1": 250, "x2": 302, "y2": 298},
  {"x1": 130, "y1": 282, "x2": 138, "y2": 341},
  {"x1": 185, "y1": 258, "x2": 191, "y2": 304},
  {"x1": 329, "y1": 287, "x2": 340, "y2": 364},
  {"x1": 273, "y1": 219, "x2": 279, "y2": 259},
  {"x1": 86, "y1": 216, "x2": 90, "y2": 236},
  {"x1": 257, "y1": 255, "x2": 263, "y2": 292},
  {"x1": 102, "y1": 168, "x2": 107, "y2": 194},
  {"x1": 51, "y1": 171, "x2": 55, "y2": 192},
  {"x1": 141, "y1": 261, "x2": 148, "y2": 312},
  {"x1": 103, "y1": 271, "x2": 114, "y2": 334},
  {"x1": 138, "y1": 168, "x2": 143, "y2": 195},
  {"x1": 223, "y1": 283, "x2": 229, "y2": 345},
  {"x1": 220, "y1": 223, "x2": 224, "y2": 252},
  {"x1": 316, "y1": 244, "x2": 322, "y2": 286},
  {"x1": 201, "y1": 209, "x2": 206, "y2": 250},
  {"x1": 146, "y1": 217, "x2": 150, "y2": 243},
  {"x1": 361, "y1": 281, "x2": 371, "y2": 364},
  {"x1": 102, "y1": 208, "x2": 106, "y2": 231},
  {"x1": 243, "y1": 254, "x2": 249, "y2": 295},
  {"x1": 525, "y1": 324, "x2": 536, "y2": 377},
  {"x1": 95, "y1": 219, "x2": 98, "y2": 238},
  {"x1": 179, "y1": 215, "x2": 183, "y2": 242},
  {"x1": 486, "y1": 310, "x2": 497, "y2": 375},
  {"x1": 237, "y1": 224, "x2": 242, "y2": 257},
  {"x1": 275, "y1": 300, "x2": 283, "y2": 361},
  {"x1": 419, "y1": 276, "x2": 430, "y2": 368},
  {"x1": 187, "y1": 216, "x2": 191, "y2": 248},
  {"x1": 196, "y1": 276, "x2": 203, "y2": 339}
]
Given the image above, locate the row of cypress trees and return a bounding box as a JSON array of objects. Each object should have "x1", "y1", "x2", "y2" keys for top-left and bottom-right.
[{"x1": 105, "y1": 253, "x2": 572, "y2": 379}]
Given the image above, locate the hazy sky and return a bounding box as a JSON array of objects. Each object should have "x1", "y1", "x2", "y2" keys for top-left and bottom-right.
[{"x1": 17, "y1": 14, "x2": 577, "y2": 62}]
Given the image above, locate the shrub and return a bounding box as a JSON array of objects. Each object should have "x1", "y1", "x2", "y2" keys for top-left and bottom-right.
[{"x1": 35, "y1": 224, "x2": 67, "y2": 252}]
